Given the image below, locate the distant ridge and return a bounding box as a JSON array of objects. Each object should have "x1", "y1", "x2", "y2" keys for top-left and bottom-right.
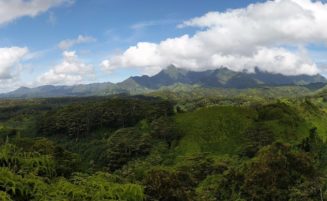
[
  {"x1": 122, "y1": 65, "x2": 326, "y2": 89},
  {"x1": 1, "y1": 66, "x2": 326, "y2": 98}
]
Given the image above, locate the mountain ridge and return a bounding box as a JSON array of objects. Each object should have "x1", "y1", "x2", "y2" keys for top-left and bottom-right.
[
  {"x1": 122, "y1": 65, "x2": 326, "y2": 89},
  {"x1": 1, "y1": 66, "x2": 326, "y2": 98}
]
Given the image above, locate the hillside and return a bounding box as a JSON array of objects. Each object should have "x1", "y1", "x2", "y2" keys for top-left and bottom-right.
[{"x1": 2, "y1": 92, "x2": 327, "y2": 200}]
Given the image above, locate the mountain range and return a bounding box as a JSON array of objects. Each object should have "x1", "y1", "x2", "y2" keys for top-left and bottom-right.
[{"x1": 1, "y1": 65, "x2": 326, "y2": 98}]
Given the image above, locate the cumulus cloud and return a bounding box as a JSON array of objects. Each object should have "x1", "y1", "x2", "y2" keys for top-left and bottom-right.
[
  {"x1": 0, "y1": 47, "x2": 28, "y2": 92},
  {"x1": 0, "y1": 0, "x2": 73, "y2": 25},
  {"x1": 37, "y1": 51, "x2": 95, "y2": 85},
  {"x1": 101, "y1": 0, "x2": 327, "y2": 75},
  {"x1": 0, "y1": 47, "x2": 28, "y2": 79},
  {"x1": 58, "y1": 35, "x2": 96, "y2": 50},
  {"x1": 100, "y1": 60, "x2": 116, "y2": 73}
]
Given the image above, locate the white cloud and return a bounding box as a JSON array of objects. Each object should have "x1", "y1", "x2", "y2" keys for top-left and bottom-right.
[
  {"x1": 0, "y1": 47, "x2": 28, "y2": 79},
  {"x1": 37, "y1": 51, "x2": 95, "y2": 85},
  {"x1": 100, "y1": 60, "x2": 116, "y2": 73},
  {"x1": 58, "y1": 35, "x2": 96, "y2": 50},
  {"x1": 0, "y1": 0, "x2": 73, "y2": 26},
  {"x1": 0, "y1": 47, "x2": 28, "y2": 92},
  {"x1": 101, "y1": 0, "x2": 327, "y2": 75}
]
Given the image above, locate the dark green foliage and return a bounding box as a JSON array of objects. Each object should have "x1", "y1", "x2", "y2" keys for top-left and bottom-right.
[
  {"x1": 37, "y1": 172, "x2": 145, "y2": 201},
  {"x1": 150, "y1": 117, "x2": 180, "y2": 147},
  {"x1": 99, "y1": 128, "x2": 152, "y2": 171},
  {"x1": 52, "y1": 146, "x2": 81, "y2": 177},
  {"x1": 241, "y1": 123, "x2": 275, "y2": 157},
  {"x1": 177, "y1": 155, "x2": 227, "y2": 185},
  {"x1": 175, "y1": 106, "x2": 255, "y2": 155},
  {"x1": 38, "y1": 98, "x2": 174, "y2": 138},
  {"x1": 144, "y1": 169, "x2": 195, "y2": 201},
  {"x1": 0, "y1": 104, "x2": 51, "y2": 121},
  {"x1": 256, "y1": 102, "x2": 302, "y2": 126},
  {"x1": 3, "y1": 94, "x2": 327, "y2": 201},
  {"x1": 241, "y1": 142, "x2": 321, "y2": 201},
  {"x1": 198, "y1": 142, "x2": 324, "y2": 201},
  {"x1": 10, "y1": 137, "x2": 81, "y2": 177},
  {"x1": 253, "y1": 102, "x2": 310, "y2": 142},
  {"x1": 0, "y1": 143, "x2": 145, "y2": 201},
  {"x1": 0, "y1": 144, "x2": 55, "y2": 177},
  {"x1": 0, "y1": 143, "x2": 54, "y2": 200},
  {"x1": 196, "y1": 168, "x2": 244, "y2": 201},
  {"x1": 299, "y1": 127, "x2": 327, "y2": 170}
]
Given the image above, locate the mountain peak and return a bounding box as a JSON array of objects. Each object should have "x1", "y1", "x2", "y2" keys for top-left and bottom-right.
[
  {"x1": 161, "y1": 65, "x2": 188, "y2": 78},
  {"x1": 166, "y1": 64, "x2": 178, "y2": 70}
]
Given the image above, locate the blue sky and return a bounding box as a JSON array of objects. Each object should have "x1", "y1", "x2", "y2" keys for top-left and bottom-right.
[{"x1": 0, "y1": 0, "x2": 327, "y2": 92}]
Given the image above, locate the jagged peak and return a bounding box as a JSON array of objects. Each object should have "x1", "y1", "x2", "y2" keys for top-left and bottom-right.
[
  {"x1": 161, "y1": 65, "x2": 188, "y2": 77},
  {"x1": 166, "y1": 64, "x2": 178, "y2": 70}
]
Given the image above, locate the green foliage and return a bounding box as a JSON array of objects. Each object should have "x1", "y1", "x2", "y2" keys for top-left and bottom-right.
[
  {"x1": 117, "y1": 142, "x2": 177, "y2": 183},
  {"x1": 38, "y1": 98, "x2": 174, "y2": 138},
  {"x1": 175, "y1": 106, "x2": 255, "y2": 156},
  {"x1": 99, "y1": 128, "x2": 152, "y2": 171},
  {"x1": 196, "y1": 142, "x2": 324, "y2": 201},
  {"x1": 144, "y1": 169, "x2": 194, "y2": 201},
  {"x1": 241, "y1": 123, "x2": 275, "y2": 157},
  {"x1": 255, "y1": 102, "x2": 310, "y2": 142},
  {"x1": 0, "y1": 191, "x2": 13, "y2": 201},
  {"x1": 241, "y1": 142, "x2": 321, "y2": 201},
  {"x1": 177, "y1": 154, "x2": 227, "y2": 185},
  {"x1": 9, "y1": 137, "x2": 81, "y2": 177},
  {"x1": 36, "y1": 172, "x2": 144, "y2": 201},
  {"x1": 0, "y1": 143, "x2": 52, "y2": 201},
  {"x1": 150, "y1": 117, "x2": 181, "y2": 147},
  {"x1": 256, "y1": 102, "x2": 300, "y2": 121},
  {"x1": 0, "y1": 144, "x2": 55, "y2": 177},
  {"x1": 196, "y1": 173, "x2": 244, "y2": 201},
  {"x1": 0, "y1": 167, "x2": 47, "y2": 201},
  {"x1": 0, "y1": 143, "x2": 145, "y2": 201},
  {"x1": 3, "y1": 94, "x2": 327, "y2": 200}
]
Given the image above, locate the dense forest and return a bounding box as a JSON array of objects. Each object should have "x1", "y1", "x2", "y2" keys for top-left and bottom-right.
[{"x1": 2, "y1": 91, "x2": 327, "y2": 201}]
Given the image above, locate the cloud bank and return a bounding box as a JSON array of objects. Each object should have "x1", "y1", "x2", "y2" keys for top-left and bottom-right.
[
  {"x1": 0, "y1": 0, "x2": 73, "y2": 25},
  {"x1": 37, "y1": 51, "x2": 95, "y2": 85},
  {"x1": 0, "y1": 47, "x2": 28, "y2": 92},
  {"x1": 0, "y1": 47, "x2": 28, "y2": 79},
  {"x1": 101, "y1": 0, "x2": 327, "y2": 75}
]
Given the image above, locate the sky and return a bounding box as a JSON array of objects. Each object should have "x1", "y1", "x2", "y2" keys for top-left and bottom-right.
[{"x1": 1, "y1": 0, "x2": 327, "y2": 92}]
